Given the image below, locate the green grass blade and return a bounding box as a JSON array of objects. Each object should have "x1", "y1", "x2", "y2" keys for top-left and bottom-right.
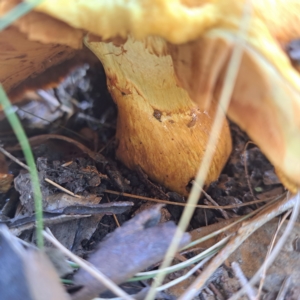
[{"x1": 0, "y1": 86, "x2": 44, "y2": 248}]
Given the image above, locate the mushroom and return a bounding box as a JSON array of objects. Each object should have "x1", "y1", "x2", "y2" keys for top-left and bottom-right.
[
  {"x1": 0, "y1": 0, "x2": 233, "y2": 196},
  {"x1": 1, "y1": 0, "x2": 300, "y2": 192}
]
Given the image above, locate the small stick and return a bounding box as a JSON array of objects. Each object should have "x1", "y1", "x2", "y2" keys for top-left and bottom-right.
[
  {"x1": 44, "y1": 178, "x2": 82, "y2": 198},
  {"x1": 179, "y1": 192, "x2": 299, "y2": 300},
  {"x1": 98, "y1": 136, "x2": 115, "y2": 153},
  {"x1": 256, "y1": 210, "x2": 291, "y2": 298},
  {"x1": 104, "y1": 189, "x2": 272, "y2": 210},
  {"x1": 232, "y1": 261, "x2": 256, "y2": 300},
  {"x1": 0, "y1": 145, "x2": 30, "y2": 171},
  {"x1": 61, "y1": 161, "x2": 73, "y2": 167},
  {"x1": 243, "y1": 141, "x2": 258, "y2": 200},
  {"x1": 209, "y1": 283, "x2": 225, "y2": 300},
  {"x1": 17, "y1": 107, "x2": 90, "y2": 142},
  {"x1": 275, "y1": 276, "x2": 291, "y2": 300},
  {"x1": 0, "y1": 154, "x2": 88, "y2": 201},
  {"x1": 194, "y1": 182, "x2": 229, "y2": 219}
]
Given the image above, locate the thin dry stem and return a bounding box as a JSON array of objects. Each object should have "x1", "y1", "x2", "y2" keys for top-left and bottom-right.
[
  {"x1": 157, "y1": 254, "x2": 213, "y2": 291},
  {"x1": 194, "y1": 181, "x2": 229, "y2": 219},
  {"x1": 45, "y1": 177, "x2": 82, "y2": 198},
  {"x1": 232, "y1": 261, "x2": 256, "y2": 300},
  {"x1": 243, "y1": 141, "x2": 258, "y2": 200},
  {"x1": 104, "y1": 189, "x2": 270, "y2": 209},
  {"x1": 145, "y1": 2, "x2": 252, "y2": 299},
  {"x1": 0, "y1": 145, "x2": 30, "y2": 171},
  {"x1": 17, "y1": 107, "x2": 90, "y2": 141},
  {"x1": 256, "y1": 209, "x2": 291, "y2": 298},
  {"x1": 275, "y1": 276, "x2": 291, "y2": 300}
]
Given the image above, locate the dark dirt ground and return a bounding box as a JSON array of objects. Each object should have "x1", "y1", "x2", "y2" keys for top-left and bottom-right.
[{"x1": 0, "y1": 62, "x2": 288, "y2": 299}]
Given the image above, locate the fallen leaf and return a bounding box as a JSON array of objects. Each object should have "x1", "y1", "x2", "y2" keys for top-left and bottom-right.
[
  {"x1": 72, "y1": 205, "x2": 191, "y2": 300},
  {"x1": 0, "y1": 225, "x2": 70, "y2": 300}
]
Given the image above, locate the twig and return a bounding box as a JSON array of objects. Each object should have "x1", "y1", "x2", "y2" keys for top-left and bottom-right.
[
  {"x1": 174, "y1": 253, "x2": 201, "y2": 277},
  {"x1": 0, "y1": 148, "x2": 95, "y2": 201},
  {"x1": 43, "y1": 229, "x2": 134, "y2": 300},
  {"x1": 77, "y1": 112, "x2": 116, "y2": 129},
  {"x1": 243, "y1": 141, "x2": 258, "y2": 200},
  {"x1": 180, "y1": 193, "x2": 285, "y2": 251},
  {"x1": 275, "y1": 276, "x2": 291, "y2": 300},
  {"x1": 256, "y1": 209, "x2": 291, "y2": 298},
  {"x1": 18, "y1": 107, "x2": 89, "y2": 141},
  {"x1": 105, "y1": 189, "x2": 273, "y2": 210},
  {"x1": 44, "y1": 178, "x2": 82, "y2": 198},
  {"x1": 193, "y1": 181, "x2": 229, "y2": 219},
  {"x1": 209, "y1": 283, "x2": 225, "y2": 300},
  {"x1": 7, "y1": 134, "x2": 108, "y2": 164},
  {"x1": 61, "y1": 161, "x2": 73, "y2": 167},
  {"x1": 0, "y1": 145, "x2": 30, "y2": 171},
  {"x1": 232, "y1": 262, "x2": 256, "y2": 300},
  {"x1": 98, "y1": 136, "x2": 115, "y2": 153}
]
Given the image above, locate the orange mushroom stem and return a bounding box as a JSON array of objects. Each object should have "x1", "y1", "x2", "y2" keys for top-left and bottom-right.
[{"x1": 85, "y1": 35, "x2": 232, "y2": 195}]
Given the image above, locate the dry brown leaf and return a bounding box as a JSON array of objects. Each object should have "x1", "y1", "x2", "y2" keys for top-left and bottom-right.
[{"x1": 72, "y1": 205, "x2": 191, "y2": 300}]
